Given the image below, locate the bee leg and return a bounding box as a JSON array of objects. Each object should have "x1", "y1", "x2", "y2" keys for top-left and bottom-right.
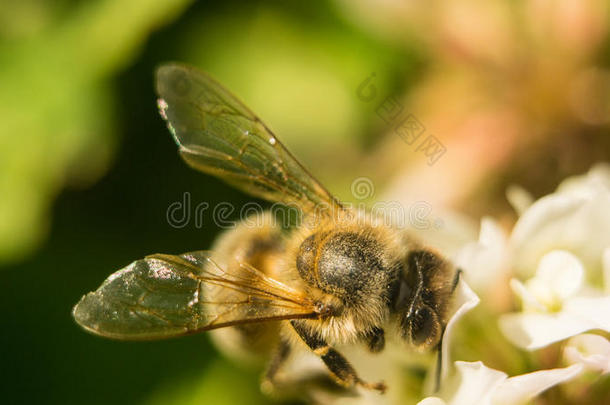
[
  {"x1": 261, "y1": 338, "x2": 291, "y2": 393},
  {"x1": 363, "y1": 326, "x2": 385, "y2": 353},
  {"x1": 290, "y1": 321, "x2": 386, "y2": 393}
]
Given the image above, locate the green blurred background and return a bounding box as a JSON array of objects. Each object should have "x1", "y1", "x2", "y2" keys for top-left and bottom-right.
[{"x1": 1, "y1": 0, "x2": 609, "y2": 404}]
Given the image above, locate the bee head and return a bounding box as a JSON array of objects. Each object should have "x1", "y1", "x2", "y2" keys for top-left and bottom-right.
[
  {"x1": 296, "y1": 230, "x2": 395, "y2": 307},
  {"x1": 394, "y1": 250, "x2": 456, "y2": 350}
]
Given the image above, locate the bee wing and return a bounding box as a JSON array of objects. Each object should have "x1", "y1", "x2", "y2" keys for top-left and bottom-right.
[
  {"x1": 73, "y1": 251, "x2": 318, "y2": 340},
  {"x1": 155, "y1": 63, "x2": 344, "y2": 215}
]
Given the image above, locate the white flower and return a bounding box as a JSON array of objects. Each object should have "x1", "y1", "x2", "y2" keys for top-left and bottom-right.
[
  {"x1": 499, "y1": 250, "x2": 610, "y2": 350},
  {"x1": 498, "y1": 164, "x2": 610, "y2": 350},
  {"x1": 510, "y1": 163, "x2": 610, "y2": 282},
  {"x1": 505, "y1": 184, "x2": 534, "y2": 215},
  {"x1": 454, "y1": 217, "x2": 509, "y2": 293},
  {"x1": 417, "y1": 361, "x2": 582, "y2": 405},
  {"x1": 564, "y1": 333, "x2": 610, "y2": 375}
]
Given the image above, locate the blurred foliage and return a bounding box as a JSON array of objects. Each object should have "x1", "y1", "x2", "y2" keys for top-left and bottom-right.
[
  {"x1": 145, "y1": 359, "x2": 269, "y2": 405},
  {"x1": 0, "y1": 0, "x2": 193, "y2": 264}
]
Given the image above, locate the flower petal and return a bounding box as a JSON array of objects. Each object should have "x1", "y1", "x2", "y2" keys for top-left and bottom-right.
[
  {"x1": 499, "y1": 312, "x2": 598, "y2": 350},
  {"x1": 417, "y1": 398, "x2": 446, "y2": 405},
  {"x1": 557, "y1": 163, "x2": 610, "y2": 198},
  {"x1": 564, "y1": 296, "x2": 610, "y2": 332},
  {"x1": 491, "y1": 364, "x2": 583, "y2": 405},
  {"x1": 510, "y1": 193, "x2": 584, "y2": 277},
  {"x1": 510, "y1": 184, "x2": 610, "y2": 279},
  {"x1": 424, "y1": 361, "x2": 582, "y2": 405},
  {"x1": 509, "y1": 278, "x2": 545, "y2": 312},
  {"x1": 527, "y1": 250, "x2": 584, "y2": 304},
  {"x1": 506, "y1": 184, "x2": 534, "y2": 215},
  {"x1": 454, "y1": 218, "x2": 507, "y2": 291},
  {"x1": 564, "y1": 333, "x2": 610, "y2": 374},
  {"x1": 440, "y1": 279, "x2": 480, "y2": 382},
  {"x1": 450, "y1": 361, "x2": 506, "y2": 405}
]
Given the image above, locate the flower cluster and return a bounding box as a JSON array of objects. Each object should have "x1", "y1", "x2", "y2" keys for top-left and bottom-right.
[
  {"x1": 423, "y1": 163, "x2": 610, "y2": 405},
  {"x1": 499, "y1": 164, "x2": 610, "y2": 356}
]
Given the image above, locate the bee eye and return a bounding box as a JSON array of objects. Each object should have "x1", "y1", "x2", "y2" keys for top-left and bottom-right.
[
  {"x1": 296, "y1": 233, "x2": 318, "y2": 285},
  {"x1": 408, "y1": 306, "x2": 440, "y2": 348}
]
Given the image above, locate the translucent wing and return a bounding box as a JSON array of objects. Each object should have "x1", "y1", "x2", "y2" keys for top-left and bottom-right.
[
  {"x1": 72, "y1": 251, "x2": 319, "y2": 340},
  {"x1": 155, "y1": 63, "x2": 343, "y2": 215}
]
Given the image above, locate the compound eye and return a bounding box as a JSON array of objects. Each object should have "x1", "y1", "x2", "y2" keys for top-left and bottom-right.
[
  {"x1": 296, "y1": 233, "x2": 317, "y2": 285},
  {"x1": 409, "y1": 306, "x2": 440, "y2": 348}
]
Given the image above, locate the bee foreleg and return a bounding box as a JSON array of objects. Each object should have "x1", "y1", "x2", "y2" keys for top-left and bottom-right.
[
  {"x1": 261, "y1": 339, "x2": 291, "y2": 394},
  {"x1": 290, "y1": 321, "x2": 386, "y2": 393},
  {"x1": 363, "y1": 326, "x2": 385, "y2": 353}
]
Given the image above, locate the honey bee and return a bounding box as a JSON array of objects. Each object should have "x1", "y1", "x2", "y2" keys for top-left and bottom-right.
[{"x1": 72, "y1": 63, "x2": 460, "y2": 395}]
